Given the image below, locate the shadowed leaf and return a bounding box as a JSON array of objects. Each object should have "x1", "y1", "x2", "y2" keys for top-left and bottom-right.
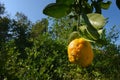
[
  {"x1": 100, "y1": 1, "x2": 112, "y2": 10},
  {"x1": 43, "y1": 3, "x2": 71, "y2": 18},
  {"x1": 56, "y1": 0, "x2": 74, "y2": 5},
  {"x1": 116, "y1": 0, "x2": 120, "y2": 10}
]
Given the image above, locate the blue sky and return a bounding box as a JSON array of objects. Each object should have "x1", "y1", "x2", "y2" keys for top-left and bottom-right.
[
  {"x1": 1, "y1": 0, "x2": 120, "y2": 25},
  {"x1": 1, "y1": 0, "x2": 55, "y2": 22},
  {"x1": 1, "y1": 0, "x2": 120, "y2": 44}
]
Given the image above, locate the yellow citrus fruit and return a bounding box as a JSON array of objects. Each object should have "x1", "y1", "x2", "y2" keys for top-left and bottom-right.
[{"x1": 67, "y1": 38, "x2": 94, "y2": 67}]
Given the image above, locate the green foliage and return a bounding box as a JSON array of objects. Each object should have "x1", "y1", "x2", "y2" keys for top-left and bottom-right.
[
  {"x1": 48, "y1": 17, "x2": 73, "y2": 42},
  {"x1": 87, "y1": 13, "x2": 106, "y2": 30},
  {"x1": 0, "y1": 17, "x2": 11, "y2": 48},
  {"x1": 31, "y1": 18, "x2": 48, "y2": 38},
  {"x1": 0, "y1": 13, "x2": 119, "y2": 80},
  {"x1": 68, "y1": 31, "x2": 80, "y2": 43},
  {"x1": 56, "y1": 0, "x2": 74, "y2": 6},
  {"x1": 79, "y1": 25, "x2": 95, "y2": 41},
  {"x1": 0, "y1": 1, "x2": 120, "y2": 80},
  {"x1": 100, "y1": 1, "x2": 112, "y2": 10},
  {"x1": 77, "y1": 13, "x2": 106, "y2": 42},
  {"x1": 116, "y1": 0, "x2": 120, "y2": 10},
  {"x1": 43, "y1": 3, "x2": 71, "y2": 18},
  {"x1": 43, "y1": 0, "x2": 112, "y2": 18},
  {"x1": 82, "y1": 13, "x2": 100, "y2": 40},
  {"x1": 43, "y1": 0, "x2": 108, "y2": 43},
  {"x1": 11, "y1": 12, "x2": 33, "y2": 59},
  {"x1": 43, "y1": 0, "x2": 74, "y2": 18},
  {"x1": 93, "y1": 43, "x2": 120, "y2": 79},
  {"x1": 0, "y1": 31, "x2": 120, "y2": 80},
  {"x1": 0, "y1": 34, "x2": 67, "y2": 79}
]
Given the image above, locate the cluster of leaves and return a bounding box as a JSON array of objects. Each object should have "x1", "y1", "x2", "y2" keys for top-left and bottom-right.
[
  {"x1": 43, "y1": 0, "x2": 120, "y2": 17},
  {"x1": 43, "y1": 0, "x2": 113, "y2": 18},
  {"x1": 43, "y1": 0, "x2": 120, "y2": 45}
]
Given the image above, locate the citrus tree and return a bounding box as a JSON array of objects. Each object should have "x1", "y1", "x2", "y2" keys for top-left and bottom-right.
[
  {"x1": 43, "y1": 0, "x2": 120, "y2": 43},
  {"x1": 0, "y1": 0, "x2": 120, "y2": 80},
  {"x1": 43, "y1": 0, "x2": 120, "y2": 67}
]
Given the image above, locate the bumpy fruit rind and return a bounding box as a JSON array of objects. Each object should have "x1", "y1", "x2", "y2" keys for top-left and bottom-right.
[{"x1": 68, "y1": 38, "x2": 94, "y2": 67}]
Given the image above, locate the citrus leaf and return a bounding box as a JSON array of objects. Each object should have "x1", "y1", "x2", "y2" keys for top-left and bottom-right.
[
  {"x1": 68, "y1": 31, "x2": 80, "y2": 43},
  {"x1": 100, "y1": 1, "x2": 112, "y2": 10},
  {"x1": 87, "y1": 13, "x2": 106, "y2": 30},
  {"x1": 82, "y1": 1, "x2": 93, "y2": 14},
  {"x1": 79, "y1": 25, "x2": 95, "y2": 42},
  {"x1": 86, "y1": 26, "x2": 100, "y2": 40},
  {"x1": 116, "y1": 0, "x2": 120, "y2": 10},
  {"x1": 56, "y1": 0, "x2": 74, "y2": 5},
  {"x1": 82, "y1": 14, "x2": 100, "y2": 40},
  {"x1": 43, "y1": 3, "x2": 70, "y2": 18},
  {"x1": 98, "y1": 29, "x2": 103, "y2": 35}
]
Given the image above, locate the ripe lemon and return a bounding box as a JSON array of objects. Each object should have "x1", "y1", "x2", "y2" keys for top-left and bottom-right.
[{"x1": 67, "y1": 38, "x2": 94, "y2": 67}]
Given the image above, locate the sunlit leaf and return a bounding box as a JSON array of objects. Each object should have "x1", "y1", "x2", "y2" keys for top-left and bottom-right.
[
  {"x1": 43, "y1": 3, "x2": 70, "y2": 18},
  {"x1": 82, "y1": 14, "x2": 100, "y2": 40},
  {"x1": 79, "y1": 25, "x2": 95, "y2": 41},
  {"x1": 100, "y1": 1, "x2": 112, "y2": 10},
  {"x1": 87, "y1": 13, "x2": 106, "y2": 30},
  {"x1": 98, "y1": 29, "x2": 103, "y2": 35}
]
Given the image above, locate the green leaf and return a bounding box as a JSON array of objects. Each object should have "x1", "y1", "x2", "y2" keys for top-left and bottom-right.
[
  {"x1": 100, "y1": 1, "x2": 112, "y2": 10},
  {"x1": 79, "y1": 25, "x2": 95, "y2": 41},
  {"x1": 82, "y1": 14, "x2": 100, "y2": 40},
  {"x1": 82, "y1": 1, "x2": 93, "y2": 14},
  {"x1": 87, "y1": 13, "x2": 106, "y2": 30},
  {"x1": 98, "y1": 29, "x2": 103, "y2": 35},
  {"x1": 116, "y1": 0, "x2": 120, "y2": 10},
  {"x1": 86, "y1": 25, "x2": 100, "y2": 40},
  {"x1": 43, "y1": 3, "x2": 70, "y2": 18},
  {"x1": 56, "y1": 0, "x2": 74, "y2": 5},
  {"x1": 68, "y1": 31, "x2": 80, "y2": 43}
]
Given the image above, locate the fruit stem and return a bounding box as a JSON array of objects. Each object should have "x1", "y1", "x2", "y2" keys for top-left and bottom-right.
[
  {"x1": 77, "y1": 0, "x2": 82, "y2": 31},
  {"x1": 83, "y1": 38, "x2": 95, "y2": 43}
]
